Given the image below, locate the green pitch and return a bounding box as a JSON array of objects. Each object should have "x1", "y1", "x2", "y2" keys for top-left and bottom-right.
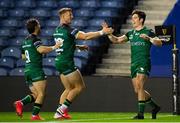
[{"x1": 0, "y1": 112, "x2": 179, "y2": 122}]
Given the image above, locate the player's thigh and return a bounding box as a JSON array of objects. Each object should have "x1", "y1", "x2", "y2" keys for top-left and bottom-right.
[
  {"x1": 136, "y1": 73, "x2": 148, "y2": 87},
  {"x1": 66, "y1": 69, "x2": 85, "y2": 88},
  {"x1": 60, "y1": 74, "x2": 74, "y2": 89},
  {"x1": 29, "y1": 85, "x2": 38, "y2": 97},
  {"x1": 32, "y1": 80, "x2": 47, "y2": 94},
  {"x1": 132, "y1": 77, "x2": 137, "y2": 88}
]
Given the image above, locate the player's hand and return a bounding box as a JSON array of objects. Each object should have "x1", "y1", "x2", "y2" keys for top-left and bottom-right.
[
  {"x1": 100, "y1": 21, "x2": 114, "y2": 35},
  {"x1": 102, "y1": 27, "x2": 114, "y2": 35},
  {"x1": 54, "y1": 41, "x2": 62, "y2": 49},
  {"x1": 140, "y1": 34, "x2": 150, "y2": 41},
  {"x1": 101, "y1": 21, "x2": 109, "y2": 28},
  {"x1": 76, "y1": 45, "x2": 89, "y2": 51}
]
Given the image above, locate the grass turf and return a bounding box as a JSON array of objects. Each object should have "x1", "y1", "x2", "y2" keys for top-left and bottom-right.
[{"x1": 0, "y1": 112, "x2": 179, "y2": 122}]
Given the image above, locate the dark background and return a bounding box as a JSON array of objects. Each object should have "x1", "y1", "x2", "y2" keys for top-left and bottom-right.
[{"x1": 0, "y1": 76, "x2": 172, "y2": 112}]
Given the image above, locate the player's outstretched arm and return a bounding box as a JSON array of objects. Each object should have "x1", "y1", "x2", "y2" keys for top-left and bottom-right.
[
  {"x1": 140, "y1": 34, "x2": 162, "y2": 46},
  {"x1": 102, "y1": 21, "x2": 128, "y2": 44},
  {"x1": 108, "y1": 34, "x2": 128, "y2": 44},
  {"x1": 37, "y1": 41, "x2": 61, "y2": 54},
  {"x1": 76, "y1": 27, "x2": 113, "y2": 40}
]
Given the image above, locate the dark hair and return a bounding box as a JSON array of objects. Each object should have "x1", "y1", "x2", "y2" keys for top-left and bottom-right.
[
  {"x1": 26, "y1": 18, "x2": 39, "y2": 34},
  {"x1": 132, "y1": 10, "x2": 146, "y2": 25},
  {"x1": 58, "y1": 8, "x2": 72, "y2": 16}
]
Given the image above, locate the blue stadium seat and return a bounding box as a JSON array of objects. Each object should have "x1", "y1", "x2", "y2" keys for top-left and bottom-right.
[
  {"x1": 37, "y1": 0, "x2": 57, "y2": 8},
  {"x1": 16, "y1": 59, "x2": 25, "y2": 67},
  {"x1": 101, "y1": 1, "x2": 124, "y2": 8},
  {"x1": 88, "y1": 18, "x2": 105, "y2": 27},
  {"x1": 95, "y1": 9, "x2": 118, "y2": 17},
  {"x1": 41, "y1": 28, "x2": 54, "y2": 37},
  {"x1": 50, "y1": 10, "x2": 59, "y2": 17},
  {"x1": 0, "y1": 0, "x2": 14, "y2": 8},
  {"x1": 9, "y1": 67, "x2": 24, "y2": 76},
  {"x1": 0, "y1": 38, "x2": 9, "y2": 47},
  {"x1": 74, "y1": 50, "x2": 89, "y2": 60},
  {"x1": 76, "y1": 40, "x2": 100, "y2": 47},
  {"x1": 81, "y1": 0, "x2": 100, "y2": 8},
  {"x1": 30, "y1": 9, "x2": 50, "y2": 17},
  {"x1": 15, "y1": 0, "x2": 36, "y2": 8},
  {"x1": 0, "y1": 68, "x2": 8, "y2": 76},
  {"x1": 58, "y1": 1, "x2": 79, "y2": 9},
  {"x1": 43, "y1": 68, "x2": 54, "y2": 76},
  {"x1": 0, "y1": 29, "x2": 13, "y2": 37},
  {"x1": 1, "y1": 47, "x2": 21, "y2": 60},
  {"x1": 1, "y1": 19, "x2": 19, "y2": 28},
  {"x1": 0, "y1": 57, "x2": 15, "y2": 69},
  {"x1": 17, "y1": 28, "x2": 28, "y2": 37},
  {"x1": 83, "y1": 27, "x2": 101, "y2": 32},
  {"x1": 43, "y1": 57, "x2": 55, "y2": 69},
  {"x1": 46, "y1": 51, "x2": 57, "y2": 57},
  {"x1": 46, "y1": 19, "x2": 59, "y2": 27},
  {"x1": 71, "y1": 18, "x2": 87, "y2": 29},
  {"x1": 74, "y1": 57, "x2": 83, "y2": 70},
  {"x1": 9, "y1": 37, "x2": 24, "y2": 47},
  {"x1": 74, "y1": 9, "x2": 94, "y2": 18},
  {"x1": 0, "y1": 28, "x2": 12, "y2": 37},
  {"x1": 8, "y1": 9, "x2": 28, "y2": 17},
  {"x1": 0, "y1": 9, "x2": 7, "y2": 18}
]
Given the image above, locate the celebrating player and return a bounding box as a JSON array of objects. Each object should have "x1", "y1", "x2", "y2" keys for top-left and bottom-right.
[
  {"x1": 53, "y1": 8, "x2": 113, "y2": 119},
  {"x1": 106, "y1": 10, "x2": 162, "y2": 119},
  {"x1": 14, "y1": 18, "x2": 61, "y2": 120}
]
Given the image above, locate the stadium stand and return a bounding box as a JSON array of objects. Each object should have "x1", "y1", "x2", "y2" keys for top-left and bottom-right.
[
  {"x1": 42, "y1": 57, "x2": 56, "y2": 71},
  {"x1": 1, "y1": 47, "x2": 21, "y2": 60},
  {"x1": 0, "y1": 68, "x2": 8, "y2": 76},
  {"x1": 43, "y1": 68, "x2": 54, "y2": 76},
  {"x1": 9, "y1": 67, "x2": 24, "y2": 76},
  {"x1": 0, "y1": 0, "x2": 137, "y2": 76},
  {"x1": 0, "y1": 57, "x2": 15, "y2": 70},
  {"x1": 16, "y1": 59, "x2": 25, "y2": 68}
]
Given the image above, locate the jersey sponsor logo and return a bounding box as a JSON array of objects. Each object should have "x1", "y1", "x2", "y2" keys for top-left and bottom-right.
[
  {"x1": 53, "y1": 33, "x2": 64, "y2": 36},
  {"x1": 131, "y1": 42, "x2": 145, "y2": 46},
  {"x1": 135, "y1": 32, "x2": 140, "y2": 36},
  {"x1": 54, "y1": 37, "x2": 64, "y2": 54},
  {"x1": 22, "y1": 44, "x2": 31, "y2": 48}
]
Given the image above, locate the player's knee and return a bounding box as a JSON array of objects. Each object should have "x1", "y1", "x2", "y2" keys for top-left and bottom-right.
[
  {"x1": 134, "y1": 88, "x2": 138, "y2": 94},
  {"x1": 37, "y1": 92, "x2": 46, "y2": 100},
  {"x1": 81, "y1": 84, "x2": 86, "y2": 91},
  {"x1": 77, "y1": 85, "x2": 86, "y2": 93},
  {"x1": 31, "y1": 93, "x2": 37, "y2": 99},
  {"x1": 134, "y1": 84, "x2": 144, "y2": 94}
]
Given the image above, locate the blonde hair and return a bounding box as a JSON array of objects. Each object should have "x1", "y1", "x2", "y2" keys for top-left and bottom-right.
[{"x1": 58, "y1": 8, "x2": 72, "y2": 16}]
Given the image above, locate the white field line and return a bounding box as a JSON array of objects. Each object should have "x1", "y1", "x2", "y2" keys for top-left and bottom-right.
[
  {"x1": 1, "y1": 114, "x2": 178, "y2": 123},
  {"x1": 68, "y1": 114, "x2": 174, "y2": 122}
]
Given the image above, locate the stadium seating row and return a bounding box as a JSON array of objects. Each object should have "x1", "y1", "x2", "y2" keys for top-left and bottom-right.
[
  {"x1": 0, "y1": 0, "x2": 127, "y2": 76},
  {"x1": 0, "y1": 0, "x2": 124, "y2": 9},
  {"x1": 0, "y1": 57, "x2": 86, "y2": 76}
]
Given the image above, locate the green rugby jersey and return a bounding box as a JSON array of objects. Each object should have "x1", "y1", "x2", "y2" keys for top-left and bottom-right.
[
  {"x1": 21, "y1": 34, "x2": 43, "y2": 69},
  {"x1": 53, "y1": 24, "x2": 79, "y2": 61},
  {"x1": 125, "y1": 26, "x2": 155, "y2": 64}
]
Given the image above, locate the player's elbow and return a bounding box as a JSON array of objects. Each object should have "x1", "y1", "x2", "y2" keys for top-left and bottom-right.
[
  {"x1": 82, "y1": 35, "x2": 92, "y2": 40},
  {"x1": 21, "y1": 54, "x2": 26, "y2": 60},
  {"x1": 154, "y1": 41, "x2": 163, "y2": 47},
  {"x1": 37, "y1": 48, "x2": 46, "y2": 54}
]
